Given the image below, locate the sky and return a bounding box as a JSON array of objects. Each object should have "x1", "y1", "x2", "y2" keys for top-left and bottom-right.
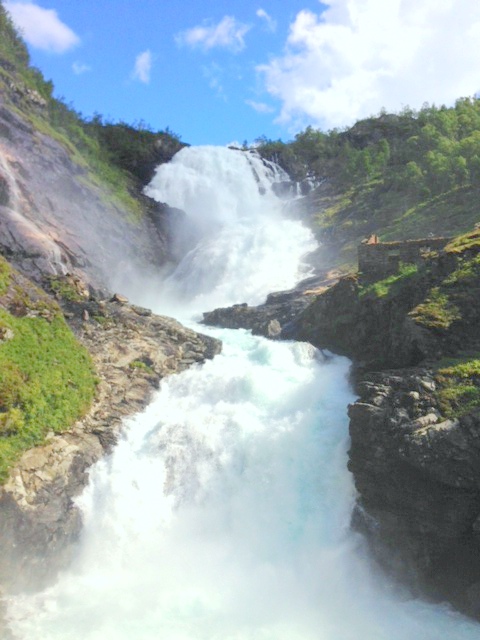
[{"x1": 3, "y1": 0, "x2": 480, "y2": 146}]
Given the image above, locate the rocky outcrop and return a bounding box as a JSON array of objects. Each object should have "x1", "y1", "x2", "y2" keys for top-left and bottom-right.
[
  {"x1": 202, "y1": 271, "x2": 342, "y2": 338},
  {"x1": 349, "y1": 369, "x2": 480, "y2": 618},
  {"x1": 0, "y1": 287, "x2": 221, "y2": 592},
  {"x1": 292, "y1": 235, "x2": 480, "y2": 618},
  {"x1": 294, "y1": 274, "x2": 441, "y2": 369},
  {"x1": 0, "y1": 102, "x2": 175, "y2": 290}
]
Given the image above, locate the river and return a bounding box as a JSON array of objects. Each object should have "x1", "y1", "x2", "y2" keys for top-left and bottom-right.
[{"x1": 6, "y1": 147, "x2": 480, "y2": 639}]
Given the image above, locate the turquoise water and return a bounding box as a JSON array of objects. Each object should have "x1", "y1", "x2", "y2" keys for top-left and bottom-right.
[
  {"x1": 7, "y1": 329, "x2": 480, "y2": 639},
  {"x1": 7, "y1": 146, "x2": 480, "y2": 638}
]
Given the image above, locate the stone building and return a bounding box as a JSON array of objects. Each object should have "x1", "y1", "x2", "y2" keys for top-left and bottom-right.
[{"x1": 358, "y1": 236, "x2": 450, "y2": 281}]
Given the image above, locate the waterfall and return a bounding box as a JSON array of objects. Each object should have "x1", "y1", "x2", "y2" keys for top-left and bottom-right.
[
  {"x1": 141, "y1": 146, "x2": 316, "y2": 317},
  {"x1": 6, "y1": 147, "x2": 480, "y2": 639}
]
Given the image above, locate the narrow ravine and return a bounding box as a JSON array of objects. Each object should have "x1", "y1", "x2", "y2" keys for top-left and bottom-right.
[{"x1": 6, "y1": 147, "x2": 480, "y2": 639}]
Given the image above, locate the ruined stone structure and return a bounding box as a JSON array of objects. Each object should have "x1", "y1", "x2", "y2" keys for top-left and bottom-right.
[{"x1": 358, "y1": 237, "x2": 451, "y2": 281}]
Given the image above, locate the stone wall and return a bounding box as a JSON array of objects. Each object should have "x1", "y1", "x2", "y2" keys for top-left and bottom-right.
[{"x1": 358, "y1": 238, "x2": 450, "y2": 281}]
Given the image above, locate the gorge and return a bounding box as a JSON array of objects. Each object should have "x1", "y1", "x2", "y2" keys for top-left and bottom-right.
[
  {"x1": 3, "y1": 145, "x2": 480, "y2": 639},
  {"x1": 2, "y1": 4, "x2": 480, "y2": 633}
]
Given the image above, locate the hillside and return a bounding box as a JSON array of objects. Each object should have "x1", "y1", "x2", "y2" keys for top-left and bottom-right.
[
  {"x1": 0, "y1": 2, "x2": 187, "y2": 289},
  {"x1": 256, "y1": 103, "x2": 480, "y2": 269},
  {"x1": 3, "y1": 0, "x2": 480, "y2": 623}
]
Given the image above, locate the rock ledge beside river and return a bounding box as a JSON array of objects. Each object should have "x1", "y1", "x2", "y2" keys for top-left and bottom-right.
[
  {"x1": 203, "y1": 229, "x2": 480, "y2": 619},
  {"x1": 0, "y1": 278, "x2": 221, "y2": 594}
]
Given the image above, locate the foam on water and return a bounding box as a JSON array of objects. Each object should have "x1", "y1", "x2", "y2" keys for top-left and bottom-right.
[
  {"x1": 141, "y1": 146, "x2": 316, "y2": 316},
  {"x1": 6, "y1": 146, "x2": 480, "y2": 638},
  {"x1": 7, "y1": 331, "x2": 479, "y2": 639}
]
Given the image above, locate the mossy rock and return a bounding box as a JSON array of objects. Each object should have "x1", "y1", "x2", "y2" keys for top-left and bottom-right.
[{"x1": 0, "y1": 259, "x2": 97, "y2": 483}]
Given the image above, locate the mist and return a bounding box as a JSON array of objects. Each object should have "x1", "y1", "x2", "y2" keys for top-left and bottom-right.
[{"x1": 5, "y1": 146, "x2": 480, "y2": 639}]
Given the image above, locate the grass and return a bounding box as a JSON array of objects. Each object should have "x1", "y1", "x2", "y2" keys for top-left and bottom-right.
[
  {"x1": 410, "y1": 287, "x2": 461, "y2": 330},
  {"x1": 0, "y1": 261, "x2": 97, "y2": 483},
  {"x1": 435, "y1": 355, "x2": 480, "y2": 418},
  {"x1": 444, "y1": 254, "x2": 480, "y2": 285},
  {"x1": 359, "y1": 262, "x2": 419, "y2": 298},
  {"x1": 445, "y1": 228, "x2": 480, "y2": 254},
  {"x1": 129, "y1": 359, "x2": 155, "y2": 374},
  {"x1": 0, "y1": 258, "x2": 10, "y2": 295},
  {"x1": 380, "y1": 186, "x2": 480, "y2": 242},
  {"x1": 310, "y1": 170, "x2": 479, "y2": 268},
  {"x1": 48, "y1": 275, "x2": 85, "y2": 302}
]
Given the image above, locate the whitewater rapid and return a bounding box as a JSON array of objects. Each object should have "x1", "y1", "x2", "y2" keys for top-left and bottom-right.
[
  {"x1": 141, "y1": 146, "x2": 317, "y2": 316},
  {"x1": 6, "y1": 147, "x2": 480, "y2": 639}
]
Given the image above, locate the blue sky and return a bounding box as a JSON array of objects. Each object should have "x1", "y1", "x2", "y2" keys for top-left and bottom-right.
[{"x1": 4, "y1": 0, "x2": 480, "y2": 146}]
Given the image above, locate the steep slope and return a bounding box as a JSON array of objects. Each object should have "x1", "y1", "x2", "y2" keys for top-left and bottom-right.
[
  {"x1": 257, "y1": 105, "x2": 480, "y2": 270},
  {"x1": 0, "y1": 2, "x2": 184, "y2": 290},
  {"x1": 295, "y1": 229, "x2": 480, "y2": 617}
]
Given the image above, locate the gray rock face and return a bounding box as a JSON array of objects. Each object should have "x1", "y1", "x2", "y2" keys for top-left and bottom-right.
[
  {"x1": 348, "y1": 368, "x2": 480, "y2": 617},
  {"x1": 0, "y1": 294, "x2": 221, "y2": 592},
  {"x1": 0, "y1": 102, "x2": 172, "y2": 290},
  {"x1": 295, "y1": 274, "x2": 440, "y2": 368},
  {"x1": 201, "y1": 274, "x2": 334, "y2": 338}
]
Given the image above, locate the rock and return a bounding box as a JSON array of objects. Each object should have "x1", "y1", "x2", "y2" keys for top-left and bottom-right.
[
  {"x1": 201, "y1": 271, "x2": 338, "y2": 338},
  {"x1": 348, "y1": 367, "x2": 480, "y2": 615},
  {"x1": 0, "y1": 327, "x2": 13, "y2": 342},
  {"x1": 266, "y1": 318, "x2": 281, "y2": 338},
  {"x1": 0, "y1": 104, "x2": 174, "y2": 289},
  {"x1": 111, "y1": 293, "x2": 129, "y2": 304},
  {"x1": 294, "y1": 274, "x2": 442, "y2": 368},
  {"x1": 0, "y1": 295, "x2": 221, "y2": 592}
]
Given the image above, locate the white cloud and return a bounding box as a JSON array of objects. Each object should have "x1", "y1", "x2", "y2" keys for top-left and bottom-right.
[
  {"x1": 132, "y1": 50, "x2": 152, "y2": 84},
  {"x1": 72, "y1": 62, "x2": 91, "y2": 75},
  {"x1": 256, "y1": 8, "x2": 277, "y2": 32},
  {"x1": 4, "y1": 1, "x2": 79, "y2": 53},
  {"x1": 176, "y1": 16, "x2": 250, "y2": 53},
  {"x1": 245, "y1": 99, "x2": 274, "y2": 114},
  {"x1": 202, "y1": 63, "x2": 227, "y2": 100},
  {"x1": 258, "y1": 0, "x2": 480, "y2": 131}
]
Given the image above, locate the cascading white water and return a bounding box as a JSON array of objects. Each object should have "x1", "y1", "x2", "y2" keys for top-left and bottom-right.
[
  {"x1": 141, "y1": 146, "x2": 317, "y2": 317},
  {"x1": 6, "y1": 147, "x2": 480, "y2": 639}
]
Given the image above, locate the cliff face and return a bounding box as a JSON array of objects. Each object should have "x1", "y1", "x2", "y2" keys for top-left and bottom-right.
[
  {"x1": 0, "y1": 101, "x2": 176, "y2": 291},
  {"x1": 349, "y1": 369, "x2": 480, "y2": 617},
  {"x1": 295, "y1": 231, "x2": 480, "y2": 617}
]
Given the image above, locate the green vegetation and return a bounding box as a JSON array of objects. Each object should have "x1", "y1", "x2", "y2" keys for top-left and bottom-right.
[
  {"x1": 410, "y1": 287, "x2": 461, "y2": 330},
  {"x1": 411, "y1": 244, "x2": 480, "y2": 334},
  {"x1": 359, "y1": 263, "x2": 419, "y2": 298},
  {"x1": 445, "y1": 227, "x2": 480, "y2": 254},
  {"x1": 85, "y1": 117, "x2": 184, "y2": 185},
  {"x1": 256, "y1": 101, "x2": 480, "y2": 266},
  {"x1": 435, "y1": 356, "x2": 480, "y2": 418},
  {"x1": 47, "y1": 276, "x2": 85, "y2": 303},
  {"x1": 0, "y1": 311, "x2": 96, "y2": 482},
  {"x1": 129, "y1": 359, "x2": 154, "y2": 374},
  {"x1": 0, "y1": 259, "x2": 10, "y2": 295},
  {"x1": 0, "y1": 2, "x2": 183, "y2": 220},
  {"x1": 0, "y1": 258, "x2": 97, "y2": 483}
]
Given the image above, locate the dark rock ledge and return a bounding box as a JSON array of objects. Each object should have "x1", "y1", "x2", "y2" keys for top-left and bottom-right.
[
  {"x1": 201, "y1": 269, "x2": 342, "y2": 338},
  {"x1": 201, "y1": 256, "x2": 480, "y2": 620},
  {"x1": 348, "y1": 368, "x2": 480, "y2": 619},
  {"x1": 0, "y1": 287, "x2": 221, "y2": 594}
]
